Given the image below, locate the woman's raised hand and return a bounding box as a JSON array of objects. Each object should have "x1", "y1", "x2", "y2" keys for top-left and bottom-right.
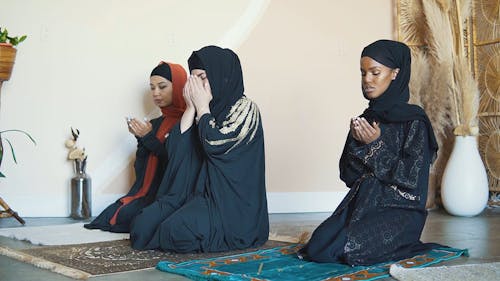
[
  {"x1": 183, "y1": 77, "x2": 195, "y2": 110},
  {"x1": 188, "y1": 75, "x2": 212, "y2": 116},
  {"x1": 128, "y1": 118, "x2": 153, "y2": 137},
  {"x1": 351, "y1": 117, "x2": 380, "y2": 144}
]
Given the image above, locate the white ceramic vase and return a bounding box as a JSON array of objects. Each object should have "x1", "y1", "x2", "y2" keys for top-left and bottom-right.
[{"x1": 441, "y1": 136, "x2": 489, "y2": 217}]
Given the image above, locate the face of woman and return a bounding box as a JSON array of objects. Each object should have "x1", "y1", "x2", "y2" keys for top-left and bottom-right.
[
  {"x1": 190, "y1": 69, "x2": 212, "y2": 94},
  {"x1": 149, "y1": 75, "x2": 173, "y2": 107},
  {"x1": 360, "y1": 56, "x2": 399, "y2": 100}
]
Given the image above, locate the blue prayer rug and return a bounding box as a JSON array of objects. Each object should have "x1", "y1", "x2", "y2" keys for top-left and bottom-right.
[{"x1": 156, "y1": 244, "x2": 467, "y2": 281}]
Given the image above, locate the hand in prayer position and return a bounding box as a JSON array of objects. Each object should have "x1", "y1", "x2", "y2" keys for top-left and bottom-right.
[
  {"x1": 187, "y1": 75, "x2": 212, "y2": 117},
  {"x1": 350, "y1": 117, "x2": 380, "y2": 144},
  {"x1": 182, "y1": 77, "x2": 195, "y2": 112},
  {"x1": 180, "y1": 75, "x2": 212, "y2": 132},
  {"x1": 128, "y1": 118, "x2": 153, "y2": 137}
]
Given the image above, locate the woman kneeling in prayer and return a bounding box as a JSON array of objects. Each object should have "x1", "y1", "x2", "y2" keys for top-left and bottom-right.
[
  {"x1": 298, "y1": 40, "x2": 444, "y2": 265},
  {"x1": 130, "y1": 46, "x2": 269, "y2": 253},
  {"x1": 84, "y1": 62, "x2": 187, "y2": 233}
]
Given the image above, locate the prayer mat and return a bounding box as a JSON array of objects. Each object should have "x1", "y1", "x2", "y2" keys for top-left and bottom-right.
[
  {"x1": 157, "y1": 244, "x2": 468, "y2": 281},
  {"x1": 0, "y1": 239, "x2": 288, "y2": 279}
]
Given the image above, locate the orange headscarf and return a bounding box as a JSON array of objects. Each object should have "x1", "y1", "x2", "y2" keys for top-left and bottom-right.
[{"x1": 110, "y1": 62, "x2": 187, "y2": 225}]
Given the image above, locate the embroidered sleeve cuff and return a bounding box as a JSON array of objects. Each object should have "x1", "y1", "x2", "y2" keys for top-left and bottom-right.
[
  {"x1": 361, "y1": 139, "x2": 385, "y2": 165},
  {"x1": 349, "y1": 138, "x2": 384, "y2": 163}
]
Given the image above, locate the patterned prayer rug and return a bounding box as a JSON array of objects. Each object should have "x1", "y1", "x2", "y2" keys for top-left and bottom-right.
[
  {"x1": 157, "y1": 244, "x2": 468, "y2": 281},
  {"x1": 0, "y1": 239, "x2": 288, "y2": 279}
]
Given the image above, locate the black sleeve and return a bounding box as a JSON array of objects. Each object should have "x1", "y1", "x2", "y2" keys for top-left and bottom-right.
[
  {"x1": 349, "y1": 120, "x2": 428, "y2": 190},
  {"x1": 339, "y1": 133, "x2": 369, "y2": 188},
  {"x1": 197, "y1": 98, "x2": 261, "y2": 159},
  {"x1": 139, "y1": 131, "x2": 168, "y2": 160}
]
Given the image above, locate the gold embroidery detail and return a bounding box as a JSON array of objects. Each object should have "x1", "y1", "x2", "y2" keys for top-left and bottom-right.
[
  {"x1": 364, "y1": 140, "x2": 383, "y2": 164},
  {"x1": 389, "y1": 184, "x2": 419, "y2": 201},
  {"x1": 209, "y1": 119, "x2": 216, "y2": 128},
  {"x1": 220, "y1": 98, "x2": 252, "y2": 134},
  {"x1": 205, "y1": 97, "x2": 260, "y2": 154}
]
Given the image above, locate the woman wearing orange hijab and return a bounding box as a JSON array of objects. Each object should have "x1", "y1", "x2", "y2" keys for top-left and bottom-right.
[
  {"x1": 130, "y1": 46, "x2": 269, "y2": 252},
  {"x1": 85, "y1": 62, "x2": 187, "y2": 233}
]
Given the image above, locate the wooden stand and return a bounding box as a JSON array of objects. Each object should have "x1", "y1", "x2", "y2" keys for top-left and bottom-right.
[{"x1": 0, "y1": 196, "x2": 25, "y2": 224}]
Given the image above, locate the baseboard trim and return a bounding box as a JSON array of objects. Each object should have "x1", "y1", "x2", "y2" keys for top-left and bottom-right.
[{"x1": 6, "y1": 191, "x2": 347, "y2": 217}]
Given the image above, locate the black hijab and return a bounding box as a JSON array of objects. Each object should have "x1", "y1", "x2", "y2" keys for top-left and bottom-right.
[
  {"x1": 188, "y1": 45, "x2": 244, "y2": 124},
  {"x1": 150, "y1": 63, "x2": 172, "y2": 81},
  {"x1": 360, "y1": 40, "x2": 438, "y2": 158}
]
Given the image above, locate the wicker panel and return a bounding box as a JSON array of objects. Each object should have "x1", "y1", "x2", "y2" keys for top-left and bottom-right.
[
  {"x1": 397, "y1": 0, "x2": 499, "y2": 192},
  {"x1": 473, "y1": 0, "x2": 500, "y2": 191}
]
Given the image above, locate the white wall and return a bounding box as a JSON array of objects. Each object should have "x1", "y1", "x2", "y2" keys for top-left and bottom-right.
[{"x1": 0, "y1": 0, "x2": 393, "y2": 217}]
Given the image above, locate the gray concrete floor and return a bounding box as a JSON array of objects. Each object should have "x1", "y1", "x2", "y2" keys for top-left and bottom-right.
[{"x1": 0, "y1": 208, "x2": 498, "y2": 280}]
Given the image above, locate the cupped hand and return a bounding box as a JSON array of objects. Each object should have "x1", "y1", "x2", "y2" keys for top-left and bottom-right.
[
  {"x1": 128, "y1": 118, "x2": 152, "y2": 137},
  {"x1": 350, "y1": 117, "x2": 380, "y2": 144}
]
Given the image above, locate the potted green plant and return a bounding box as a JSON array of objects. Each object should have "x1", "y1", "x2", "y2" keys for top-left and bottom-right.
[
  {"x1": 0, "y1": 27, "x2": 33, "y2": 177},
  {"x1": 0, "y1": 27, "x2": 26, "y2": 81}
]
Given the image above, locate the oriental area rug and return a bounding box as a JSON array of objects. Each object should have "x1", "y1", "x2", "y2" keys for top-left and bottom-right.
[
  {"x1": 0, "y1": 239, "x2": 288, "y2": 279},
  {"x1": 0, "y1": 222, "x2": 302, "y2": 279},
  {"x1": 157, "y1": 244, "x2": 468, "y2": 281}
]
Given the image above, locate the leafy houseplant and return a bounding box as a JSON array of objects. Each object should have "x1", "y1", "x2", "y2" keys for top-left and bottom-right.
[
  {"x1": 0, "y1": 27, "x2": 27, "y2": 47},
  {"x1": 0, "y1": 130, "x2": 36, "y2": 177},
  {"x1": 0, "y1": 27, "x2": 33, "y2": 177},
  {"x1": 0, "y1": 27, "x2": 26, "y2": 81}
]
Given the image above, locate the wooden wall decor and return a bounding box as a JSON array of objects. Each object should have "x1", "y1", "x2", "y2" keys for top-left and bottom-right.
[
  {"x1": 396, "y1": 0, "x2": 499, "y2": 206},
  {"x1": 472, "y1": 0, "x2": 499, "y2": 204}
]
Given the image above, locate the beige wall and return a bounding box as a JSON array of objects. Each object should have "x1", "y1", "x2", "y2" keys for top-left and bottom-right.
[
  {"x1": 0, "y1": 0, "x2": 394, "y2": 216},
  {"x1": 240, "y1": 0, "x2": 394, "y2": 194}
]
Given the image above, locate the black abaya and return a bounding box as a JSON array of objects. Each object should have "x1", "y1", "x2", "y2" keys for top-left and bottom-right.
[
  {"x1": 84, "y1": 117, "x2": 168, "y2": 233},
  {"x1": 130, "y1": 97, "x2": 269, "y2": 252},
  {"x1": 130, "y1": 46, "x2": 269, "y2": 252},
  {"x1": 301, "y1": 120, "x2": 441, "y2": 265}
]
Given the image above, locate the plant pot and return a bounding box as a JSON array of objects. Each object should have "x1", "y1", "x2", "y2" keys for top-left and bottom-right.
[
  {"x1": 441, "y1": 136, "x2": 489, "y2": 217},
  {"x1": 0, "y1": 43, "x2": 17, "y2": 82}
]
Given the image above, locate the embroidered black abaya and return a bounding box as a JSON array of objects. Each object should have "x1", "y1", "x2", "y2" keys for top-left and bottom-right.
[
  {"x1": 299, "y1": 40, "x2": 442, "y2": 265},
  {"x1": 130, "y1": 46, "x2": 269, "y2": 252}
]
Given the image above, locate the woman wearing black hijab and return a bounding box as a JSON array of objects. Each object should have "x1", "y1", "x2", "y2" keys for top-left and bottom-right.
[
  {"x1": 298, "y1": 40, "x2": 442, "y2": 265},
  {"x1": 130, "y1": 46, "x2": 269, "y2": 253}
]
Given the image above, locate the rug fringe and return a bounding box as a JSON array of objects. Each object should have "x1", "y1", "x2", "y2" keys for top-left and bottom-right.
[{"x1": 0, "y1": 246, "x2": 92, "y2": 280}]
